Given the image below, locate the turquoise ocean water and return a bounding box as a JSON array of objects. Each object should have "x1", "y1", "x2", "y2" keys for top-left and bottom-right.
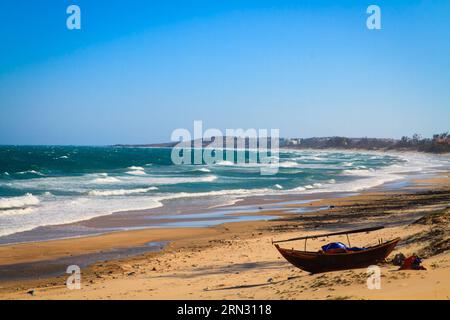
[{"x1": 0, "y1": 146, "x2": 447, "y2": 239}]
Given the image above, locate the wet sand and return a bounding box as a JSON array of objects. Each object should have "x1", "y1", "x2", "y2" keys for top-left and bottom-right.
[{"x1": 0, "y1": 172, "x2": 449, "y2": 299}]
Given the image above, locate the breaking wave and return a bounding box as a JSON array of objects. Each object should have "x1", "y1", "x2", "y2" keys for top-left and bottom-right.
[
  {"x1": 91, "y1": 177, "x2": 121, "y2": 184},
  {"x1": 126, "y1": 169, "x2": 147, "y2": 175},
  {"x1": 0, "y1": 207, "x2": 35, "y2": 217},
  {"x1": 0, "y1": 193, "x2": 40, "y2": 210},
  {"x1": 127, "y1": 166, "x2": 145, "y2": 171},
  {"x1": 88, "y1": 187, "x2": 158, "y2": 196}
]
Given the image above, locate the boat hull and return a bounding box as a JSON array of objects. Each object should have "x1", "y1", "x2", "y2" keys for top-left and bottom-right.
[{"x1": 275, "y1": 238, "x2": 400, "y2": 274}]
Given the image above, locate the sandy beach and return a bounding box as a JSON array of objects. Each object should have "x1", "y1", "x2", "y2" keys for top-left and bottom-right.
[
  {"x1": 0, "y1": 172, "x2": 448, "y2": 300},
  {"x1": 2, "y1": 0, "x2": 450, "y2": 304}
]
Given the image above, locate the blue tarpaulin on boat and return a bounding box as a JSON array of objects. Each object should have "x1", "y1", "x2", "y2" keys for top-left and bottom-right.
[{"x1": 322, "y1": 242, "x2": 366, "y2": 252}]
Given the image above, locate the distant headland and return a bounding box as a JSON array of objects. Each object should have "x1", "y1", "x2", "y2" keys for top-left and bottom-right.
[{"x1": 114, "y1": 132, "x2": 450, "y2": 154}]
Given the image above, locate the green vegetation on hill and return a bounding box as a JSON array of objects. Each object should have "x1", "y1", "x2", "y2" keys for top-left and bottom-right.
[{"x1": 283, "y1": 132, "x2": 450, "y2": 153}]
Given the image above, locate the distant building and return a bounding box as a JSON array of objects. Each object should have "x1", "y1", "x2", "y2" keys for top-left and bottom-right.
[
  {"x1": 436, "y1": 137, "x2": 450, "y2": 145},
  {"x1": 283, "y1": 138, "x2": 301, "y2": 146}
]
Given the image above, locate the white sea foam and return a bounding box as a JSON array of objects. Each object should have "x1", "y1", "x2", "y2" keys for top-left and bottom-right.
[
  {"x1": 215, "y1": 160, "x2": 290, "y2": 169},
  {"x1": 301, "y1": 156, "x2": 325, "y2": 161},
  {"x1": 0, "y1": 207, "x2": 35, "y2": 217},
  {"x1": 281, "y1": 169, "x2": 303, "y2": 174},
  {"x1": 0, "y1": 196, "x2": 164, "y2": 238},
  {"x1": 137, "y1": 175, "x2": 218, "y2": 184},
  {"x1": 156, "y1": 187, "x2": 271, "y2": 202},
  {"x1": 215, "y1": 160, "x2": 234, "y2": 166},
  {"x1": 88, "y1": 187, "x2": 158, "y2": 196},
  {"x1": 295, "y1": 154, "x2": 438, "y2": 194},
  {"x1": 16, "y1": 170, "x2": 44, "y2": 176},
  {"x1": 126, "y1": 169, "x2": 147, "y2": 175},
  {"x1": 127, "y1": 166, "x2": 145, "y2": 171},
  {"x1": 313, "y1": 183, "x2": 322, "y2": 187},
  {"x1": 0, "y1": 193, "x2": 40, "y2": 210},
  {"x1": 91, "y1": 177, "x2": 121, "y2": 184},
  {"x1": 0, "y1": 174, "x2": 219, "y2": 194},
  {"x1": 195, "y1": 168, "x2": 211, "y2": 173},
  {"x1": 342, "y1": 169, "x2": 373, "y2": 175},
  {"x1": 278, "y1": 161, "x2": 300, "y2": 168},
  {"x1": 0, "y1": 188, "x2": 268, "y2": 237},
  {"x1": 207, "y1": 198, "x2": 240, "y2": 209},
  {"x1": 274, "y1": 184, "x2": 283, "y2": 189}
]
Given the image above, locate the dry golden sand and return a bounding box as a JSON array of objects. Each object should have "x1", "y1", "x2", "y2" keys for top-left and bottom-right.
[{"x1": 0, "y1": 173, "x2": 449, "y2": 300}]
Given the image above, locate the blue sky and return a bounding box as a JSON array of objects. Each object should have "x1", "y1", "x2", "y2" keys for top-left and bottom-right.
[{"x1": 0, "y1": 0, "x2": 449, "y2": 145}]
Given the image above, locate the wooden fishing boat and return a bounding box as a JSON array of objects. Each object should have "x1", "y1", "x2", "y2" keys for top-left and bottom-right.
[{"x1": 273, "y1": 226, "x2": 400, "y2": 274}]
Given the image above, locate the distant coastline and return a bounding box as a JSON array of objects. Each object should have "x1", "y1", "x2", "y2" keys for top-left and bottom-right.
[{"x1": 113, "y1": 133, "x2": 450, "y2": 154}]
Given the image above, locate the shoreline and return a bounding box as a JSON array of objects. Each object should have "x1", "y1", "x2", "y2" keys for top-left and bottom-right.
[
  {"x1": 1, "y1": 148, "x2": 447, "y2": 245},
  {"x1": 2, "y1": 151, "x2": 446, "y2": 246},
  {"x1": 0, "y1": 170, "x2": 446, "y2": 261},
  {"x1": 0, "y1": 169, "x2": 432, "y2": 248},
  {"x1": 0, "y1": 171, "x2": 448, "y2": 299}
]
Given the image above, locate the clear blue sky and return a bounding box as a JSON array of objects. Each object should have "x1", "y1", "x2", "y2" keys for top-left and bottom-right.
[{"x1": 0, "y1": 0, "x2": 449, "y2": 145}]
